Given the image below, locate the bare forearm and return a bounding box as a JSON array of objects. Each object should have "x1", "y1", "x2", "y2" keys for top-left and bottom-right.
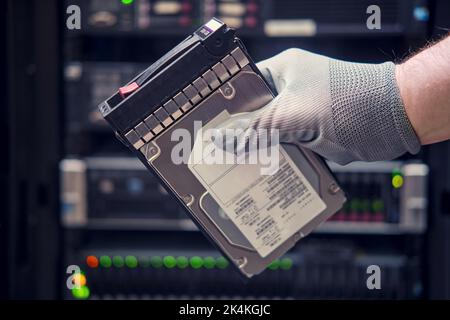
[{"x1": 396, "y1": 35, "x2": 450, "y2": 145}]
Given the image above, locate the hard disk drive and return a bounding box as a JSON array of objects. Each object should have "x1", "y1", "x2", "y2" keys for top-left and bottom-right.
[{"x1": 99, "y1": 18, "x2": 346, "y2": 277}]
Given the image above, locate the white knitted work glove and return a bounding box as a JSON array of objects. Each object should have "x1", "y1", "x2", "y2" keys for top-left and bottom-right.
[{"x1": 217, "y1": 48, "x2": 421, "y2": 165}]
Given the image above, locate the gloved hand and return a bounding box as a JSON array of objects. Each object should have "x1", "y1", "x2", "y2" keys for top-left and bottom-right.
[{"x1": 218, "y1": 48, "x2": 421, "y2": 165}]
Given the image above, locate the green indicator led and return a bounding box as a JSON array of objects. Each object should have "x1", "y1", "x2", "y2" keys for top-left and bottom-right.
[
  {"x1": 216, "y1": 257, "x2": 229, "y2": 269},
  {"x1": 392, "y1": 175, "x2": 404, "y2": 189},
  {"x1": 163, "y1": 256, "x2": 177, "y2": 269},
  {"x1": 372, "y1": 199, "x2": 384, "y2": 212},
  {"x1": 190, "y1": 256, "x2": 203, "y2": 269},
  {"x1": 71, "y1": 286, "x2": 90, "y2": 300},
  {"x1": 203, "y1": 256, "x2": 216, "y2": 269},
  {"x1": 121, "y1": 0, "x2": 134, "y2": 5},
  {"x1": 176, "y1": 256, "x2": 189, "y2": 269},
  {"x1": 125, "y1": 256, "x2": 138, "y2": 268},
  {"x1": 99, "y1": 256, "x2": 112, "y2": 268},
  {"x1": 138, "y1": 256, "x2": 151, "y2": 268},
  {"x1": 280, "y1": 258, "x2": 293, "y2": 270},
  {"x1": 112, "y1": 256, "x2": 124, "y2": 268},
  {"x1": 350, "y1": 199, "x2": 361, "y2": 212},
  {"x1": 150, "y1": 256, "x2": 163, "y2": 268},
  {"x1": 267, "y1": 259, "x2": 280, "y2": 270},
  {"x1": 391, "y1": 168, "x2": 404, "y2": 189}
]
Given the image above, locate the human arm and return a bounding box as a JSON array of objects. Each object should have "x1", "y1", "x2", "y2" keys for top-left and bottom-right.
[{"x1": 227, "y1": 35, "x2": 450, "y2": 164}]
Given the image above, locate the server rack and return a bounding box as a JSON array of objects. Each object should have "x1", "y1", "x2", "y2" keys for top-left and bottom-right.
[{"x1": 4, "y1": 0, "x2": 450, "y2": 299}]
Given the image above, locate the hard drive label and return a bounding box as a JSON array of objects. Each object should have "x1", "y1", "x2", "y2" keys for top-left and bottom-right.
[{"x1": 188, "y1": 112, "x2": 327, "y2": 258}]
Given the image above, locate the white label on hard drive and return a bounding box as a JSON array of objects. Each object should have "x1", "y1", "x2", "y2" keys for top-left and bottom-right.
[{"x1": 188, "y1": 111, "x2": 327, "y2": 258}]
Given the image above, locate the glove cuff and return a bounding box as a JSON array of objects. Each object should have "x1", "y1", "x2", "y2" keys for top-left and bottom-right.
[{"x1": 386, "y1": 62, "x2": 421, "y2": 155}]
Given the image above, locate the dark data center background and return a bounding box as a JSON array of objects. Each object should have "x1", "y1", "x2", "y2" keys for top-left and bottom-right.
[{"x1": 3, "y1": 0, "x2": 450, "y2": 300}]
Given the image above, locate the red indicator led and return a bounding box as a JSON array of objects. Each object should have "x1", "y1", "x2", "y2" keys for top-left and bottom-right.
[{"x1": 86, "y1": 255, "x2": 99, "y2": 268}]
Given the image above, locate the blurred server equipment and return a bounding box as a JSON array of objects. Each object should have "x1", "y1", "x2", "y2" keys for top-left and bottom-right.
[
  {"x1": 60, "y1": 0, "x2": 432, "y2": 300},
  {"x1": 202, "y1": 0, "x2": 262, "y2": 33},
  {"x1": 74, "y1": 0, "x2": 199, "y2": 33},
  {"x1": 64, "y1": 241, "x2": 422, "y2": 300},
  {"x1": 263, "y1": 0, "x2": 429, "y2": 37},
  {"x1": 325, "y1": 161, "x2": 428, "y2": 234},
  {"x1": 69, "y1": 0, "x2": 429, "y2": 37},
  {"x1": 60, "y1": 158, "x2": 428, "y2": 235},
  {"x1": 60, "y1": 157, "x2": 188, "y2": 229}
]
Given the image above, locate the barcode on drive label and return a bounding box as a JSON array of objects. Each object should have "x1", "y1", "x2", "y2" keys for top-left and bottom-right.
[{"x1": 188, "y1": 111, "x2": 326, "y2": 257}]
